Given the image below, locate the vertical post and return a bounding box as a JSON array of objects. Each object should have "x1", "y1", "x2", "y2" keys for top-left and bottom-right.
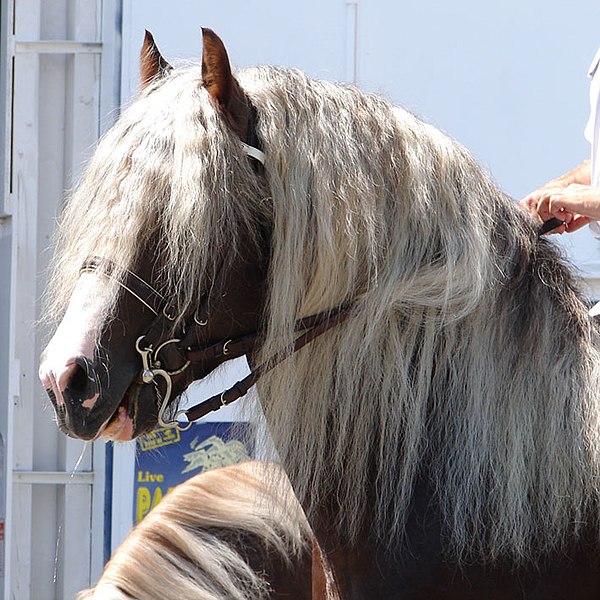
[
  {"x1": 0, "y1": 0, "x2": 14, "y2": 216},
  {"x1": 9, "y1": 0, "x2": 41, "y2": 596},
  {"x1": 56, "y1": 5, "x2": 97, "y2": 597},
  {"x1": 92, "y1": 1, "x2": 122, "y2": 580},
  {"x1": 0, "y1": 1, "x2": 15, "y2": 597},
  {"x1": 110, "y1": 440, "x2": 136, "y2": 554}
]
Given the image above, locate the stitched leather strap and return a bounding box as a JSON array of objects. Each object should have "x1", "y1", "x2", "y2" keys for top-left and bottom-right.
[
  {"x1": 81, "y1": 256, "x2": 354, "y2": 426},
  {"x1": 183, "y1": 307, "x2": 351, "y2": 422}
]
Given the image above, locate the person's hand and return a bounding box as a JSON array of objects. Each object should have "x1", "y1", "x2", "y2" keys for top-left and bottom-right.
[
  {"x1": 520, "y1": 161, "x2": 593, "y2": 233},
  {"x1": 533, "y1": 184, "x2": 600, "y2": 233},
  {"x1": 521, "y1": 183, "x2": 569, "y2": 233}
]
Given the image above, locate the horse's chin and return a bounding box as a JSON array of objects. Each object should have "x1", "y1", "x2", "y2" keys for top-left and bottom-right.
[
  {"x1": 51, "y1": 389, "x2": 134, "y2": 442},
  {"x1": 97, "y1": 383, "x2": 159, "y2": 441}
]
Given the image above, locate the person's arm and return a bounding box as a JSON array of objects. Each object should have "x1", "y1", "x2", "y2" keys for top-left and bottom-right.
[{"x1": 542, "y1": 160, "x2": 591, "y2": 188}]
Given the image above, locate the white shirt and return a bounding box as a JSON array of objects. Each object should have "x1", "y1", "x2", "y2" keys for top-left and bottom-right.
[
  {"x1": 585, "y1": 47, "x2": 600, "y2": 186},
  {"x1": 584, "y1": 48, "x2": 600, "y2": 238},
  {"x1": 584, "y1": 48, "x2": 600, "y2": 315}
]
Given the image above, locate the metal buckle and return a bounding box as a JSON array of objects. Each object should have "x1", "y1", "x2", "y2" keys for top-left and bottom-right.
[{"x1": 135, "y1": 336, "x2": 191, "y2": 430}]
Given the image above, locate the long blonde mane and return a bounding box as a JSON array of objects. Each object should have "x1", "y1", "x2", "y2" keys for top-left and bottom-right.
[
  {"x1": 77, "y1": 461, "x2": 311, "y2": 600},
  {"x1": 47, "y1": 64, "x2": 600, "y2": 561}
]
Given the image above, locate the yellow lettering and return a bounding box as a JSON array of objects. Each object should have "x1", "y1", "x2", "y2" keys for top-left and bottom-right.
[
  {"x1": 136, "y1": 471, "x2": 165, "y2": 483},
  {"x1": 151, "y1": 487, "x2": 163, "y2": 510},
  {"x1": 136, "y1": 487, "x2": 151, "y2": 523}
]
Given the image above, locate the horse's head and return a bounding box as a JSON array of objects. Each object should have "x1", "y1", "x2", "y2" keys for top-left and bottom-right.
[{"x1": 39, "y1": 30, "x2": 270, "y2": 441}]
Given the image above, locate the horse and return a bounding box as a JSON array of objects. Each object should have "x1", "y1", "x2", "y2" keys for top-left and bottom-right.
[
  {"x1": 39, "y1": 28, "x2": 600, "y2": 597},
  {"x1": 77, "y1": 460, "x2": 333, "y2": 600}
]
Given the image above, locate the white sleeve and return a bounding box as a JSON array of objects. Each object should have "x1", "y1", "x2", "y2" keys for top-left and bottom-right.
[
  {"x1": 586, "y1": 48, "x2": 600, "y2": 241},
  {"x1": 589, "y1": 220, "x2": 600, "y2": 239},
  {"x1": 587, "y1": 48, "x2": 600, "y2": 185}
]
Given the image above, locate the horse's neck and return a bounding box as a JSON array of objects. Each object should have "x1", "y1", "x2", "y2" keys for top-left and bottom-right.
[
  {"x1": 305, "y1": 473, "x2": 438, "y2": 597},
  {"x1": 305, "y1": 473, "x2": 600, "y2": 599}
]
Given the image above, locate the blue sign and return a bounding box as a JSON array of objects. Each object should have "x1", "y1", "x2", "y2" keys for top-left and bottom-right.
[{"x1": 133, "y1": 422, "x2": 253, "y2": 523}]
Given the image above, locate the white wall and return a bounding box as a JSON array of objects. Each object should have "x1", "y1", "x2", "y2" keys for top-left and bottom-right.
[
  {"x1": 358, "y1": 0, "x2": 600, "y2": 287},
  {"x1": 121, "y1": 0, "x2": 351, "y2": 101}
]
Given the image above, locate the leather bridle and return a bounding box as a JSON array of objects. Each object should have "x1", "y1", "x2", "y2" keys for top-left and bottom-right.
[
  {"x1": 77, "y1": 116, "x2": 352, "y2": 431},
  {"x1": 80, "y1": 256, "x2": 352, "y2": 431}
]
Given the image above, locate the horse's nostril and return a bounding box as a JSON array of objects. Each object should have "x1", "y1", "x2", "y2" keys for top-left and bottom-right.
[
  {"x1": 65, "y1": 357, "x2": 98, "y2": 405},
  {"x1": 69, "y1": 364, "x2": 88, "y2": 397}
]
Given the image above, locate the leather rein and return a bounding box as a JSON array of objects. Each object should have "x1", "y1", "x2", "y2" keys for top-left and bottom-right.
[{"x1": 80, "y1": 256, "x2": 352, "y2": 431}]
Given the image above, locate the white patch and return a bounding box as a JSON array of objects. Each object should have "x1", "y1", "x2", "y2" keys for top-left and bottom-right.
[{"x1": 39, "y1": 273, "x2": 111, "y2": 408}]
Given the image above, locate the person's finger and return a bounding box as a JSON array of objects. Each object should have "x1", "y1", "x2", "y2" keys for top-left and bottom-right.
[
  {"x1": 536, "y1": 194, "x2": 557, "y2": 222},
  {"x1": 521, "y1": 185, "x2": 567, "y2": 221},
  {"x1": 520, "y1": 193, "x2": 542, "y2": 219},
  {"x1": 565, "y1": 215, "x2": 593, "y2": 232},
  {"x1": 545, "y1": 193, "x2": 583, "y2": 224}
]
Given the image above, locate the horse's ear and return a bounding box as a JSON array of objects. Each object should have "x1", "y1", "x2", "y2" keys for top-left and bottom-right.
[
  {"x1": 201, "y1": 28, "x2": 249, "y2": 139},
  {"x1": 140, "y1": 30, "x2": 172, "y2": 90}
]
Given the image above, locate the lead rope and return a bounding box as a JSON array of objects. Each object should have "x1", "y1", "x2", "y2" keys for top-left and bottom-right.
[{"x1": 538, "y1": 217, "x2": 563, "y2": 236}]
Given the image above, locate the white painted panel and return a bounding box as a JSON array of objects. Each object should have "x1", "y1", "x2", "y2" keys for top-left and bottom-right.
[
  {"x1": 10, "y1": 0, "x2": 41, "y2": 594},
  {"x1": 3, "y1": 0, "x2": 122, "y2": 597}
]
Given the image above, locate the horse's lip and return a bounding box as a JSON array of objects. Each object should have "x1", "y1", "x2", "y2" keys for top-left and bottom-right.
[{"x1": 95, "y1": 383, "x2": 140, "y2": 441}]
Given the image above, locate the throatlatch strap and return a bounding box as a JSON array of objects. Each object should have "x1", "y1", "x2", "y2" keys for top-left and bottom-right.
[{"x1": 182, "y1": 307, "x2": 352, "y2": 422}]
